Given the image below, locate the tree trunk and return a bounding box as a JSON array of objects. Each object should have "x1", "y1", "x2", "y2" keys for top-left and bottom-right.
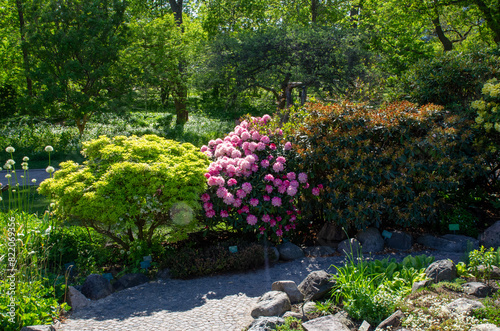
[
  {"x1": 15, "y1": 0, "x2": 33, "y2": 96},
  {"x1": 472, "y1": 0, "x2": 500, "y2": 44},
  {"x1": 311, "y1": 0, "x2": 318, "y2": 23},
  {"x1": 175, "y1": 84, "x2": 188, "y2": 124},
  {"x1": 300, "y1": 86, "x2": 307, "y2": 105},
  {"x1": 432, "y1": 17, "x2": 453, "y2": 51}
]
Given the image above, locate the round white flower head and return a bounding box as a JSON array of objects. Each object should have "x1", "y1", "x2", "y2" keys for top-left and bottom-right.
[
  {"x1": 0, "y1": 197, "x2": 2, "y2": 202},
  {"x1": 50, "y1": 202, "x2": 55, "y2": 208},
  {"x1": 5, "y1": 174, "x2": 11, "y2": 178},
  {"x1": 44, "y1": 146, "x2": 54, "y2": 152},
  {"x1": 6, "y1": 146, "x2": 15, "y2": 153},
  {"x1": 31, "y1": 178, "x2": 37, "y2": 183},
  {"x1": 22, "y1": 165, "x2": 28, "y2": 170},
  {"x1": 46, "y1": 166, "x2": 55, "y2": 173},
  {"x1": 6, "y1": 159, "x2": 15, "y2": 165},
  {"x1": 23, "y1": 156, "x2": 29, "y2": 162},
  {"x1": 3, "y1": 164, "x2": 11, "y2": 170}
]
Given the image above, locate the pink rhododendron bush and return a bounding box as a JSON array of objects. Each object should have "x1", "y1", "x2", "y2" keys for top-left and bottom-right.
[{"x1": 200, "y1": 115, "x2": 322, "y2": 240}]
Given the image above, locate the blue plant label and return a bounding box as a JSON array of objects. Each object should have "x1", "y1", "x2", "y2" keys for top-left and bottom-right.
[
  {"x1": 143, "y1": 255, "x2": 152, "y2": 262},
  {"x1": 229, "y1": 246, "x2": 238, "y2": 253},
  {"x1": 449, "y1": 224, "x2": 460, "y2": 231},
  {"x1": 382, "y1": 230, "x2": 392, "y2": 239},
  {"x1": 140, "y1": 261, "x2": 151, "y2": 269},
  {"x1": 102, "y1": 273, "x2": 113, "y2": 281}
]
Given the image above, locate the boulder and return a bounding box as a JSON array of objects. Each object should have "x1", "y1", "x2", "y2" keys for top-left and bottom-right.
[
  {"x1": 298, "y1": 270, "x2": 336, "y2": 301},
  {"x1": 302, "y1": 315, "x2": 351, "y2": 331},
  {"x1": 385, "y1": 230, "x2": 413, "y2": 251},
  {"x1": 337, "y1": 238, "x2": 362, "y2": 258},
  {"x1": 156, "y1": 268, "x2": 171, "y2": 280},
  {"x1": 303, "y1": 246, "x2": 336, "y2": 257},
  {"x1": 20, "y1": 326, "x2": 53, "y2": 331},
  {"x1": 411, "y1": 280, "x2": 432, "y2": 293},
  {"x1": 477, "y1": 265, "x2": 500, "y2": 280},
  {"x1": 445, "y1": 298, "x2": 485, "y2": 315},
  {"x1": 462, "y1": 282, "x2": 492, "y2": 298},
  {"x1": 441, "y1": 234, "x2": 479, "y2": 250},
  {"x1": 375, "y1": 310, "x2": 404, "y2": 330},
  {"x1": 356, "y1": 227, "x2": 384, "y2": 253},
  {"x1": 316, "y1": 222, "x2": 347, "y2": 247},
  {"x1": 271, "y1": 280, "x2": 304, "y2": 304},
  {"x1": 417, "y1": 234, "x2": 476, "y2": 252},
  {"x1": 251, "y1": 291, "x2": 291, "y2": 318},
  {"x1": 247, "y1": 316, "x2": 285, "y2": 331},
  {"x1": 470, "y1": 324, "x2": 500, "y2": 331},
  {"x1": 112, "y1": 273, "x2": 149, "y2": 292},
  {"x1": 282, "y1": 311, "x2": 307, "y2": 321},
  {"x1": 480, "y1": 220, "x2": 500, "y2": 248},
  {"x1": 269, "y1": 246, "x2": 280, "y2": 262},
  {"x1": 277, "y1": 242, "x2": 304, "y2": 261},
  {"x1": 359, "y1": 321, "x2": 372, "y2": 331},
  {"x1": 425, "y1": 259, "x2": 457, "y2": 283},
  {"x1": 302, "y1": 301, "x2": 317, "y2": 314},
  {"x1": 332, "y1": 310, "x2": 355, "y2": 330},
  {"x1": 67, "y1": 286, "x2": 90, "y2": 310},
  {"x1": 80, "y1": 274, "x2": 113, "y2": 300}
]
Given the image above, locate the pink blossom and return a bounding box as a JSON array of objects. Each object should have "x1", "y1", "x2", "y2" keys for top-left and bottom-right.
[
  {"x1": 240, "y1": 160, "x2": 251, "y2": 170},
  {"x1": 223, "y1": 193, "x2": 235, "y2": 205},
  {"x1": 242, "y1": 142, "x2": 249, "y2": 150},
  {"x1": 233, "y1": 198, "x2": 242, "y2": 208},
  {"x1": 220, "y1": 210, "x2": 229, "y2": 218},
  {"x1": 231, "y1": 149, "x2": 242, "y2": 158},
  {"x1": 290, "y1": 180, "x2": 299, "y2": 188},
  {"x1": 270, "y1": 219, "x2": 276, "y2": 227},
  {"x1": 276, "y1": 229, "x2": 283, "y2": 236},
  {"x1": 208, "y1": 140, "x2": 216, "y2": 147},
  {"x1": 247, "y1": 214, "x2": 258, "y2": 225},
  {"x1": 227, "y1": 178, "x2": 237, "y2": 186},
  {"x1": 259, "y1": 227, "x2": 266, "y2": 234},
  {"x1": 273, "y1": 162, "x2": 284, "y2": 172},
  {"x1": 265, "y1": 185, "x2": 273, "y2": 193},
  {"x1": 285, "y1": 225, "x2": 291, "y2": 231},
  {"x1": 262, "y1": 114, "x2": 272, "y2": 123},
  {"x1": 236, "y1": 189, "x2": 247, "y2": 199},
  {"x1": 217, "y1": 187, "x2": 228, "y2": 198},
  {"x1": 215, "y1": 138, "x2": 223, "y2": 144},
  {"x1": 318, "y1": 184, "x2": 324, "y2": 190},
  {"x1": 241, "y1": 205, "x2": 250, "y2": 213},
  {"x1": 201, "y1": 193, "x2": 211, "y2": 202},
  {"x1": 263, "y1": 195, "x2": 271, "y2": 201},
  {"x1": 261, "y1": 159, "x2": 270, "y2": 168},
  {"x1": 241, "y1": 131, "x2": 251, "y2": 141},
  {"x1": 298, "y1": 173, "x2": 308, "y2": 183},
  {"x1": 257, "y1": 142, "x2": 266, "y2": 151},
  {"x1": 251, "y1": 131, "x2": 261, "y2": 141},
  {"x1": 260, "y1": 136, "x2": 270, "y2": 144},
  {"x1": 303, "y1": 183, "x2": 310, "y2": 189},
  {"x1": 277, "y1": 129, "x2": 283, "y2": 136},
  {"x1": 240, "y1": 120, "x2": 249, "y2": 128},
  {"x1": 290, "y1": 215, "x2": 297, "y2": 221},
  {"x1": 242, "y1": 182, "x2": 252, "y2": 193},
  {"x1": 245, "y1": 155, "x2": 256, "y2": 164},
  {"x1": 278, "y1": 185, "x2": 287, "y2": 194},
  {"x1": 273, "y1": 178, "x2": 283, "y2": 187},
  {"x1": 251, "y1": 164, "x2": 259, "y2": 172},
  {"x1": 264, "y1": 174, "x2": 274, "y2": 181},
  {"x1": 287, "y1": 172, "x2": 296, "y2": 181},
  {"x1": 262, "y1": 214, "x2": 271, "y2": 222},
  {"x1": 312, "y1": 187, "x2": 320, "y2": 196},
  {"x1": 244, "y1": 149, "x2": 252, "y2": 155},
  {"x1": 272, "y1": 197, "x2": 282, "y2": 207},
  {"x1": 206, "y1": 210, "x2": 216, "y2": 218},
  {"x1": 284, "y1": 142, "x2": 292, "y2": 151},
  {"x1": 283, "y1": 180, "x2": 290, "y2": 187},
  {"x1": 204, "y1": 173, "x2": 211, "y2": 179},
  {"x1": 286, "y1": 186, "x2": 297, "y2": 196},
  {"x1": 231, "y1": 136, "x2": 240, "y2": 144},
  {"x1": 203, "y1": 202, "x2": 213, "y2": 211},
  {"x1": 249, "y1": 198, "x2": 259, "y2": 207},
  {"x1": 269, "y1": 143, "x2": 276, "y2": 150},
  {"x1": 276, "y1": 156, "x2": 286, "y2": 164},
  {"x1": 201, "y1": 145, "x2": 209, "y2": 152}
]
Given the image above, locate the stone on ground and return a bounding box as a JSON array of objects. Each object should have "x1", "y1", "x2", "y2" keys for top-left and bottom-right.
[
  {"x1": 302, "y1": 301, "x2": 317, "y2": 314},
  {"x1": 80, "y1": 274, "x2": 113, "y2": 300},
  {"x1": 441, "y1": 234, "x2": 479, "y2": 250},
  {"x1": 112, "y1": 273, "x2": 149, "y2": 292},
  {"x1": 337, "y1": 238, "x2": 362, "y2": 258},
  {"x1": 283, "y1": 311, "x2": 307, "y2": 321},
  {"x1": 358, "y1": 320, "x2": 371, "y2": 331},
  {"x1": 156, "y1": 268, "x2": 171, "y2": 279},
  {"x1": 356, "y1": 227, "x2": 384, "y2": 253},
  {"x1": 316, "y1": 222, "x2": 346, "y2": 248},
  {"x1": 470, "y1": 324, "x2": 500, "y2": 331},
  {"x1": 250, "y1": 291, "x2": 291, "y2": 318},
  {"x1": 385, "y1": 230, "x2": 413, "y2": 251},
  {"x1": 411, "y1": 280, "x2": 432, "y2": 293},
  {"x1": 302, "y1": 315, "x2": 351, "y2": 331},
  {"x1": 271, "y1": 280, "x2": 304, "y2": 303},
  {"x1": 480, "y1": 220, "x2": 500, "y2": 248},
  {"x1": 20, "y1": 326, "x2": 54, "y2": 331},
  {"x1": 417, "y1": 234, "x2": 476, "y2": 252},
  {"x1": 477, "y1": 265, "x2": 500, "y2": 279},
  {"x1": 376, "y1": 310, "x2": 404, "y2": 330},
  {"x1": 277, "y1": 242, "x2": 304, "y2": 261},
  {"x1": 298, "y1": 270, "x2": 336, "y2": 301},
  {"x1": 304, "y1": 246, "x2": 336, "y2": 257},
  {"x1": 67, "y1": 286, "x2": 90, "y2": 310},
  {"x1": 247, "y1": 316, "x2": 285, "y2": 331},
  {"x1": 445, "y1": 298, "x2": 485, "y2": 315},
  {"x1": 462, "y1": 282, "x2": 492, "y2": 298},
  {"x1": 425, "y1": 259, "x2": 457, "y2": 283},
  {"x1": 333, "y1": 310, "x2": 355, "y2": 329}
]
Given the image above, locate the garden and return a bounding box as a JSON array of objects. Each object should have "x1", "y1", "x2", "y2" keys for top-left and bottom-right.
[{"x1": 1, "y1": 0, "x2": 500, "y2": 330}]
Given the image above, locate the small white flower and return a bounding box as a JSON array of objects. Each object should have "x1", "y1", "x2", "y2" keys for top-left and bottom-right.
[
  {"x1": 46, "y1": 166, "x2": 55, "y2": 173},
  {"x1": 5, "y1": 174, "x2": 11, "y2": 179},
  {"x1": 20, "y1": 175, "x2": 24, "y2": 178},
  {"x1": 6, "y1": 146, "x2": 15, "y2": 153},
  {"x1": 12, "y1": 189, "x2": 15, "y2": 193},
  {"x1": 120, "y1": 250, "x2": 125, "y2": 254},
  {"x1": 3, "y1": 164, "x2": 11, "y2": 170},
  {"x1": 6, "y1": 159, "x2": 15, "y2": 165},
  {"x1": 50, "y1": 203, "x2": 55, "y2": 208},
  {"x1": 44, "y1": 146, "x2": 54, "y2": 152},
  {"x1": 0, "y1": 197, "x2": 2, "y2": 202},
  {"x1": 23, "y1": 156, "x2": 29, "y2": 162},
  {"x1": 127, "y1": 251, "x2": 131, "y2": 255},
  {"x1": 31, "y1": 179, "x2": 37, "y2": 183}
]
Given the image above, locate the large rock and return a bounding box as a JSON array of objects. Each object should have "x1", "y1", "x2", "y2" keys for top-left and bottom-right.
[
  {"x1": 356, "y1": 227, "x2": 384, "y2": 253},
  {"x1": 251, "y1": 291, "x2": 291, "y2": 318},
  {"x1": 376, "y1": 310, "x2": 404, "y2": 330},
  {"x1": 112, "y1": 273, "x2": 149, "y2": 292},
  {"x1": 480, "y1": 220, "x2": 500, "y2": 248},
  {"x1": 445, "y1": 298, "x2": 485, "y2": 315},
  {"x1": 67, "y1": 286, "x2": 90, "y2": 310},
  {"x1": 247, "y1": 316, "x2": 285, "y2": 331},
  {"x1": 302, "y1": 315, "x2": 351, "y2": 331},
  {"x1": 302, "y1": 301, "x2": 317, "y2": 314},
  {"x1": 80, "y1": 274, "x2": 113, "y2": 300},
  {"x1": 441, "y1": 234, "x2": 479, "y2": 250},
  {"x1": 385, "y1": 230, "x2": 413, "y2": 251},
  {"x1": 332, "y1": 310, "x2": 355, "y2": 330},
  {"x1": 304, "y1": 246, "x2": 336, "y2": 257},
  {"x1": 271, "y1": 280, "x2": 304, "y2": 304},
  {"x1": 20, "y1": 326, "x2": 53, "y2": 331},
  {"x1": 425, "y1": 259, "x2": 457, "y2": 283},
  {"x1": 337, "y1": 238, "x2": 362, "y2": 258},
  {"x1": 462, "y1": 282, "x2": 492, "y2": 298},
  {"x1": 277, "y1": 242, "x2": 304, "y2": 261},
  {"x1": 298, "y1": 270, "x2": 336, "y2": 301},
  {"x1": 411, "y1": 279, "x2": 432, "y2": 293},
  {"x1": 470, "y1": 324, "x2": 500, "y2": 331},
  {"x1": 477, "y1": 265, "x2": 500, "y2": 279},
  {"x1": 417, "y1": 234, "x2": 477, "y2": 252},
  {"x1": 156, "y1": 268, "x2": 171, "y2": 280},
  {"x1": 316, "y1": 222, "x2": 347, "y2": 247}
]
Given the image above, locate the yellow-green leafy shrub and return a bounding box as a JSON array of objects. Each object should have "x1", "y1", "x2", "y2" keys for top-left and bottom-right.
[
  {"x1": 38, "y1": 135, "x2": 209, "y2": 248},
  {"x1": 284, "y1": 101, "x2": 487, "y2": 229}
]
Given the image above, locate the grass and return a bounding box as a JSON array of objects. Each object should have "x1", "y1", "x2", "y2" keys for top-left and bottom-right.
[{"x1": 0, "y1": 187, "x2": 50, "y2": 215}]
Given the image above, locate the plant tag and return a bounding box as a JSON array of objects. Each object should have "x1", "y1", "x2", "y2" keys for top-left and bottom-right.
[
  {"x1": 140, "y1": 261, "x2": 151, "y2": 269},
  {"x1": 143, "y1": 255, "x2": 152, "y2": 262},
  {"x1": 229, "y1": 246, "x2": 238, "y2": 253},
  {"x1": 102, "y1": 273, "x2": 113, "y2": 281},
  {"x1": 449, "y1": 224, "x2": 460, "y2": 231},
  {"x1": 382, "y1": 230, "x2": 392, "y2": 239}
]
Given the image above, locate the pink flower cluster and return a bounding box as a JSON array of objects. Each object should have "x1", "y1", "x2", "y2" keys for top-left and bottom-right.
[{"x1": 201, "y1": 115, "x2": 322, "y2": 239}]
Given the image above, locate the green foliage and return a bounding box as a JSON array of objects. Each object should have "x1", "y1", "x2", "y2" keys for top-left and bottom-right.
[
  {"x1": 473, "y1": 292, "x2": 500, "y2": 326},
  {"x1": 276, "y1": 316, "x2": 305, "y2": 331},
  {"x1": 161, "y1": 241, "x2": 275, "y2": 279},
  {"x1": 285, "y1": 100, "x2": 487, "y2": 230},
  {"x1": 468, "y1": 246, "x2": 500, "y2": 282},
  {"x1": 439, "y1": 207, "x2": 479, "y2": 237},
  {"x1": 401, "y1": 50, "x2": 500, "y2": 111},
  {"x1": 0, "y1": 84, "x2": 16, "y2": 118},
  {"x1": 38, "y1": 134, "x2": 210, "y2": 249}
]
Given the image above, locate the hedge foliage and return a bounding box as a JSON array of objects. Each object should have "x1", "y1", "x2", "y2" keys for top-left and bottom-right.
[{"x1": 283, "y1": 101, "x2": 487, "y2": 229}]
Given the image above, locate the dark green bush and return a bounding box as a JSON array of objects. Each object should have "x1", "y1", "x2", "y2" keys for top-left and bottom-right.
[
  {"x1": 0, "y1": 84, "x2": 17, "y2": 118},
  {"x1": 400, "y1": 49, "x2": 500, "y2": 112},
  {"x1": 439, "y1": 207, "x2": 479, "y2": 237},
  {"x1": 161, "y1": 241, "x2": 275, "y2": 279},
  {"x1": 284, "y1": 100, "x2": 488, "y2": 230}
]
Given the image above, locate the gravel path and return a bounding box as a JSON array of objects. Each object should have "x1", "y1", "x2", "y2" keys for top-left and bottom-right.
[{"x1": 61, "y1": 250, "x2": 464, "y2": 331}]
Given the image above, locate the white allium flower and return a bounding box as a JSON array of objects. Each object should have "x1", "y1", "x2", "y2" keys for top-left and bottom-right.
[
  {"x1": 5, "y1": 174, "x2": 11, "y2": 179},
  {"x1": 23, "y1": 156, "x2": 29, "y2": 162},
  {"x1": 22, "y1": 166, "x2": 28, "y2": 170},
  {"x1": 3, "y1": 164, "x2": 11, "y2": 170},
  {"x1": 46, "y1": 166, "x2": 55, "y2": 173},
  {"x1": 44, "y1": 145, "x2": 54, "y2": 152},
  {"x1": 31, "y1": 179, "x2": 37, "y2": 183},
  {"x1": 6, "y1": 146, "x2": 15, "y2": 153},
  {"x1": 6, "y1": 159, "x2": 15, "y2": 165},
  {"x1": 50, "y1": 203, "x2": 55, "y2": 208},
  {"x1": 0, "y1": 197, "x2": 2, "y2": 202}
]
